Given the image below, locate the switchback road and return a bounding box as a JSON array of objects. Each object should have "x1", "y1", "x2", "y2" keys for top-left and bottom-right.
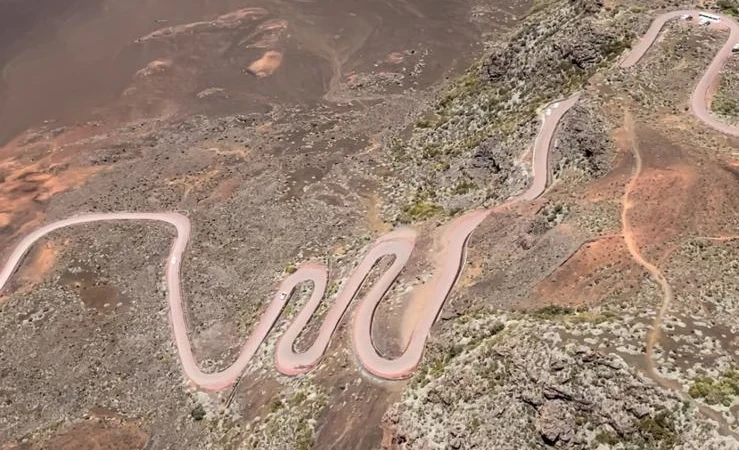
[{"x1": 0, "y1": 10, "x2": 736, "y2": 390}]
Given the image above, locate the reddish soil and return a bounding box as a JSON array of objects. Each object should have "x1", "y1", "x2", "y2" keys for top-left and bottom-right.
[
  {"x1": 247, "y1": 51, "x2": 284, "y2": 78},
  {"x1": 17, "y1": 241, "x2": 59, "y2": 287},
  {"x1": 533, "y1": 235, "x2": 636, "y2": 307},
  {"x1": 0, "y1": 142, "x2": 102, "y2": 248},
  {"x1": 623, "y1": 120, "x2": 739, "y2": 263},
  {"x1": 533, "y1": 94, "x2": 739, "y2": 309},
  {"x1": 3, "y1": 415, "x2": 148, "y2": 450}
]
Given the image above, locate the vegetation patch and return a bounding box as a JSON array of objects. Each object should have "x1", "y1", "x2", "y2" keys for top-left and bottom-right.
[
  {"x1": 688, "y1": 370, "x2": 739, "y2": 406},
  {"x1": 411, "y1": 317, "x2": 506, "y2": 388},
  {"x1": 399, "y1": 200, "x2": 444, "y2": 223},
  {"x1": 241, "y1": 381, "x2": 327, "y2": 450},
  {"x1": 452, "y1": 179, "x2": 478, "y2": 195},
  {"x1": 531, "y1": 304, "x2": 575, "y2": 319},
  {"x1": 712, "y1": 94, "x2": 739, "y2": 120},
  {"x1": 717, "y1": 0, "x2": 739, "y2": 16},
  {"x1": 635, "y1": 410, "x2": 678, "y2": 450}
]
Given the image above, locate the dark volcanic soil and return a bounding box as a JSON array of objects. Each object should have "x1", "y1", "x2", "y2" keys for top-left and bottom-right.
[{"x1": 0, "y1": 0, "x2": 521, "y2": 146}]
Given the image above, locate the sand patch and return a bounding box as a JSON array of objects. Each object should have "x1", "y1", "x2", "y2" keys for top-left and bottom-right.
[
  {"x1": 0, "y1": 160, "x2": 102, "y2": 236},
  {"x1": 134, "y1": 59, "x2": 172, "y2": 78},
  {"x1": 25, "y1": 416, "x2": 146, "y2": 450},
  {"x1": 366, "y1": 193, "x2": 391, "y2": 234},
  {"x1": 136, "y1": 7, "x2": 268, "y2": 42},
  {"x1": 241, "y1": 19, "x2": 288, "y2": 48},
  {"x1": 533, "y1": 235, "x2": 637, "y2": 307},
  {"x1": 384, "y1": 52, "x2": 405, "y2": 64},
  {"x1": 18, "y1": 241, "x2": 59, "y2": 286},
  {"x1": 246, "y1": 50, "x2": 284, "y2": 78}
]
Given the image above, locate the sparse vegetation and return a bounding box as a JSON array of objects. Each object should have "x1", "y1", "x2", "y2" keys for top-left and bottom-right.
[
  {"x1": 717, "y1": 0, "x2": 739, "y2": 16},
  {"x1": 595, "y1": 429, "x2": 620, "y2": 445},
  {"x1": 636, "y1": 410, "x2": 678, "y2": 450},
  {"x1": 326, "y1": 281, "x2": 340, "y2": 297},
  {"x1": 601, "y1": 34, "x2": 634, "y2": 58},
  {"x1": 390, "y1": 317, "x2": 722, "y2": 449},
  {"x1": 569, "y1": 310, "x2": 618, "y2": 324},
  {"x1": 688, "y1": 370, "x2": 739, "y2": 406},
  {"x1": 269, "y1": 397, "x2": 283, "y2": 412},
  {"x1": 242, "y1": 382, "x2": 327, "y2": 450},
  {"x1": 451, "y1": 180, "x2": 478, "y2": 195},
  {"x1": 712, "y1": 94, "x2": 739, "y2": 119},
  {"x1": 190, "y1": 404, "x2": 206, "y2": 421},
  {"x1": 411, "y1": 317, "x2": 506, "y2": 389},
  {"x1": 400, "y1": 200, "x2": 444, "y2": 223},
  {"x1": 438, "y1": 70, "x2": 480, "y2": 109},
  {"x1": 531, "y1": 305, "x2": 575, "y2": 319}
]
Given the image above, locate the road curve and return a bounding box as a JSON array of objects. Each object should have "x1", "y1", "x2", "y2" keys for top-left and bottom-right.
[
  {"x1": 0, "y1": 9, "x2": 736, "y2": 390},
  {"x1": 352, "y1": 93, "x2": 581, "y2": 379},
  {"x1": 0, "y1": 92, "x2": 575, "y2": 389},
  {"x1": 621, "y1": 10, "x2": 739, "y2": 137}
]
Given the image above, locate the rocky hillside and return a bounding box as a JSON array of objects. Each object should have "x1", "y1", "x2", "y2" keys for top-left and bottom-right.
[
  {"x1": 379, "y1": 0, "x2": 643, "y2": 223},
  {"x1": 379, "y1": 0, "x2": 739, "y2": 448},
  {"x1": 384, "y1": 313, "x2": 736, "y2": 449}
]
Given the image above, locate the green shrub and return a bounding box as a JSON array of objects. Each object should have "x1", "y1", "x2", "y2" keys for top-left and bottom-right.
[
  {"x1": 637, "y1": 410, "x2": 677, "y2": 450},
  {"x1": 452, "y1": 180, "x2": 478, "y2": 195},
  {"x1": 595, "y1": 430, "x2": 620, "y2": 445},
  {"x1": 400, "y1": 201, "x2": 444, "y2": 222},
  {"x1": 190, "y1": 404, "x2": 206, "y2": 421},
  {"x1": 718, "y1": 0, "x2": 739, "y2": 16},
  {"x1": 270, "y1": 397, "x2": 284, "y2": 412},
  {"x1": 688, "y1": 371, "x2": 739, "y2": 406},
  {"x1": 532, "y1": 305, "x2": 574, "y2": 319},
  {"x1": 713, "y1": 95, "x2": 739, "y2": 118}
]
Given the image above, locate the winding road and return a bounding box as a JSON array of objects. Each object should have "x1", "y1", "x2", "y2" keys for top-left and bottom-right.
[
  {"x1": 0, "y1": 10, "x2": 737, "y2": 391},
  {"x1": 621, "y1": 10, "x2": 739, "y2": 137}
]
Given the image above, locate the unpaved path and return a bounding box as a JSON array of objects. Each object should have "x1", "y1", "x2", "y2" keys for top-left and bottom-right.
[
  {"x1": 618, "y1": 10, "x2": 739, "y2": 438},
  {"x1": 0, "y1": 10, "x2": 737, "y2": 391},
  {"x1": 619, "y1": 107, "x2": 739, "y2": 439}
]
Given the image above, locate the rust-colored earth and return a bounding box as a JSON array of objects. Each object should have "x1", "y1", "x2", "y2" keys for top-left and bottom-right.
[
  {"x1": 532, "y1": 95, "x2": 739, "y2": 309},
  {"x1": 2, "y1": 415, "x2": 147, "y2": 450}
]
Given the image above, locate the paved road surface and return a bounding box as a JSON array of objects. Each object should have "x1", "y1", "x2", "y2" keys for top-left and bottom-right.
[
  {"x1": 621, "y1": 10, "x2": 739, "y2": 137},
  {"x1": 0, "y1": 10, "x2": 736, "y2": 390}
]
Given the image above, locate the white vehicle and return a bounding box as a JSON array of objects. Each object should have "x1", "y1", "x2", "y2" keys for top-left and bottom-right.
[
  {"x1": 680, "y1": 13, "x2": 691, "y2": 20},
  {"x1": 733, "y1": 43, "x2": 739, "y2": 53},
  {"x1": 279, "y1": 291, "x2": 288, "y2": 301},
  {"x1": 698, "y1": 12, "x2": 720, "y2": 23}
]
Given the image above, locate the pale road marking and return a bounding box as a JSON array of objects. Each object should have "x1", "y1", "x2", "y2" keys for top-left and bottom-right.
[{"x1": 0, "y1": 10, "x2": 736, "y2": 391}]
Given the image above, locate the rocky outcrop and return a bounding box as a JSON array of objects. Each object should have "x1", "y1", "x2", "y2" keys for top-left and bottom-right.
[
  {"x1": 552, "y1": 101, "x2": 615, "y2": 181},
  {"x1": 383, "y1": 315, "x2": 734, "y2": 449}
]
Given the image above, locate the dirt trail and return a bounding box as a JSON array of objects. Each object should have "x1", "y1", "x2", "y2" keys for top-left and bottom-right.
[
  {"x1": 619, "y1": 109, "x2": 673, "y2": 364},
  {"x1": 619, "y1": 108, "x2": 739, "y2": 438}
]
